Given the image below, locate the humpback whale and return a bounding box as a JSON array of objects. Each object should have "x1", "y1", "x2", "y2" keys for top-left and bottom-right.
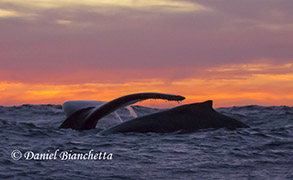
[
  {"x1": 59, "y1": 92, "x2": 248, "y2": 133},
  {"x1": 60, "y1": 93, "x2": 185, "y2": 130},
  {"x1": 101, "y1": 100, "x2": 248, "y2": 134}
]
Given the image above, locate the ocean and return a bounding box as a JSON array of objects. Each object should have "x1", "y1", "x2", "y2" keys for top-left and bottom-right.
[{"x1": 0, "y1": 104, "x2": 292, "y2": 179}]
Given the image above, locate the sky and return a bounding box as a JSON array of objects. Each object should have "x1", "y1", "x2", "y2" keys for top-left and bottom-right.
[{"x1": 0, "y1": 0, "x2": 292, "y2": 107}]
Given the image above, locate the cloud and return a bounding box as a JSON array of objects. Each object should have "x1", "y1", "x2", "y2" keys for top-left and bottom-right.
[
  {"x1": 56, "y1": 20, "x2": 72, "y2": 25},
  {"x1": 1, "y1": 0, "x2": 292, "y2": 72},
  {"x1": 1, "y1": 62, "x2": 292, "y2": 107},
  {"x1": 206, "y1": 62, "x2": 293, "y2": 77},
  {"x1": 0, "y1": 0, "x2": 208, "y2": 19},
  {"x1": 0, "y1": 9, "x2": 19, "y2": 18},
  {"x1": 0, "y1": 80, "x2": 168, "y2": 106},
  {"x1": 0, "y1": 1, "x2": 293, "y2": 106}
]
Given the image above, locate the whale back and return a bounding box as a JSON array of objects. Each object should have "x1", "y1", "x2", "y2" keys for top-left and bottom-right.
[{"x1": 101, "y1": 100, "x2": 248, "y2": 134}]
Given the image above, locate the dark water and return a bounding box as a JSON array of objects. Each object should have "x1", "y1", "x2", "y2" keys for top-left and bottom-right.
[{"x1": 0, "y1": 104, "x2": 292, "y2": 180}]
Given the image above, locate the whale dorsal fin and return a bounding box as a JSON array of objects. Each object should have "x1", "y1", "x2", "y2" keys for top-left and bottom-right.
[
  {"x1": 202, "y1": 100, "x2": 213, "y2": 108},
  {"x1": 60, "y1": 92, "x2": 185, "y2": 130}
]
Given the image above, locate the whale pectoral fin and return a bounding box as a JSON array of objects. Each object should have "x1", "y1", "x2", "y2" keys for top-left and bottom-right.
[
  {"x1": 59, "y1": 92, "x2": 185, "y2": 130},
  {"x1": 83, "y1": 93, "x2": 185, "y2": 129}
]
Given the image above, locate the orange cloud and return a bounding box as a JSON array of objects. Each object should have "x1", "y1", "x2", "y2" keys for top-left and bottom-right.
[
  {"x1": 0, "y1": 62, "x2": 292, "y2": 107},
  {"x1": 0, "y1": 80, "x2": 168, "y2": 106}
]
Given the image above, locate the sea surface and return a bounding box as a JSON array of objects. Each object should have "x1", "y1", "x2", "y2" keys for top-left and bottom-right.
[{"x1": 0, "y1": 103, "x2": 292, "y2": 179}]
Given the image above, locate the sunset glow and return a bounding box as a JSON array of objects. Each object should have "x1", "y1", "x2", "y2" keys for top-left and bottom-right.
[
  {"x1": 1, "y1": 62, "x2": 292, "y2": 107},
  {"x1": 0, "y1": 0, "x2": 292, "y2": 107}
]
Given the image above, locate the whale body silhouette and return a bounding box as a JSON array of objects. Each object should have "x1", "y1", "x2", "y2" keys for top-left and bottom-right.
[
  {"x1": 59, "y1": 93, "x2": 248, "y2": 133},
  {"x1": 101, "y1": 100, "x2": 248, "y2": 134}
]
